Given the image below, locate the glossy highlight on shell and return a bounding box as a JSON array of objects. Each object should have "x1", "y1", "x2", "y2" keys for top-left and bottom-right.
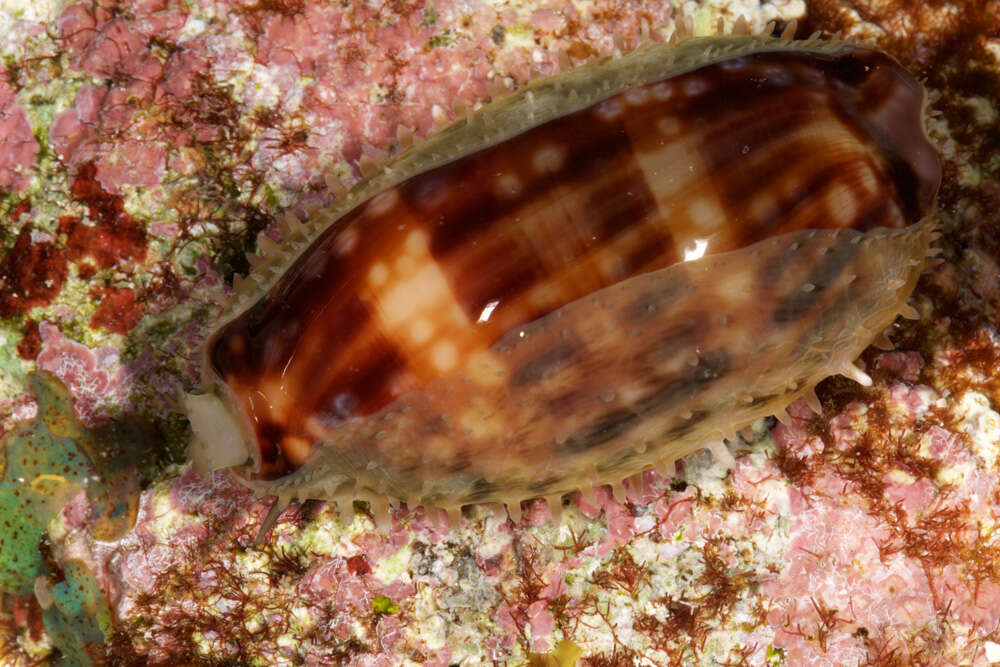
[{"x1": 184, "y1": 22, "x2": 942, "y2": 531}]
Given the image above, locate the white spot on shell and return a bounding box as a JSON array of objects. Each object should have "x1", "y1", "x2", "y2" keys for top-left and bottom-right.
[
  {"x1": 395, "y1": 254, "x2": 418, "y2": 275},
  {"x1": 380, "y1": 262, "x2": 452, "y2": 327},
  {"x1": 657, "y1": 116, "x2": 682, "y2": 136},
  {"x1": 650, "y1": 82, "x2": 674, "y2": 100},
  {"x1": 493, "y1": 172, "x2": 523, "y2": 199},
  {"x1": 682, "y1": 77, "x2": 710, "y2": 96},
  {"x1": 332, "y1": 392, "x2": 357, "y2": 417},
  {"x1": 432, "y1": 340, "x2": 459, "y2": 372},
  {"x1": 826, "y1": 182, "x2": 859, "y2": 225},
  {"x1": 761, "y1": 65, "x2": 792, "y2": 85},
  {"x1": 857, "y1": 167, "x2": 879, "y2": 197},
  {"x1": 594, "y1": 97, "x2": 624, "y2": 121},
  {"x1": 532, "y1": 145, "x2": 567, "y2": 174},
  {"x1": 624, "y1": 87, "x2": 649, "y2": 106},
  {"x1": 335, "y1": 226, "x2": 359, "y2": 256},
  {"x1": 750, "y1": 193, "x2": 778, "y2": 223},
  {"x1": 410, "y1": 318, "x2": 434, "y2": 344},
  {"x1": 367, "y1": 188, "x2": 399, "y2": 216},
  {"x1": 687, "y1": 197, "x2": 723, "y2": 231},
  {"x1": 405, "y1": 229, "x2": 429, "y2": 254},
  {"x1": 412, "y1": 174, "x2": 450, "y2": 209},
  {"x1": 368, "y1": 262, "x2": 389, "y2": 287},
  {"x1": 720, "y1": 58, "x2": 748, "y2": 71}
]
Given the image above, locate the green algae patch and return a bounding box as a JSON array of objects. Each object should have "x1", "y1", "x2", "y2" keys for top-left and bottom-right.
[
  {"x1": 1, "y1": 371, "x2": 147, "y2": 664},
  {"x1": 527, "y1": 639, "x2": 584, "y2": 667},
  {"x1": 371, "y1": 594, "x2": 400, "y2": 615}
]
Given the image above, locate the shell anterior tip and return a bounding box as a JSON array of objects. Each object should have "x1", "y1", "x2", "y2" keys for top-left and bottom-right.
[
  {"x1": 900, "y1": 304, "x2": 921, "y2": 320},
  {"x1": 184, "y1": 392, "x2": 251, "y2": 473}
]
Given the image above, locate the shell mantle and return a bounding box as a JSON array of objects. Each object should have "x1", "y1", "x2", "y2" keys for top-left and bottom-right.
[{"x1": 184, "y1": 25, "x2": 942, "y2": 531}]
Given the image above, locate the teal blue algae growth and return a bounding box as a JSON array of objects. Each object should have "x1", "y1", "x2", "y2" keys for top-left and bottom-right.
[
  {"x1": 43, "y1": 560, "x2": 115, "y2": 666},
  {"x1": 1, "y1": 371, "x2": 141, "y2": 664}
]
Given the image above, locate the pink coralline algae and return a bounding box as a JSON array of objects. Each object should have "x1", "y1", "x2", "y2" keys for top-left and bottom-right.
[
  {"x1": 49, "y1": 83, "x2": 170, "y2": 193},
  {"x1": 764, "y1": 371, "x2": 1000, "y2": 664},
  {"x1": 110, "y1": 468, "x2": 456, "y2": 665},
  {"x1": 51, "y1": 0, "x2": 191, "y2": 193},
  {"x1": 58, "y1": 0, "x2": 188, "y2": 79},
  {"x1": 35, "y1": 321, "x2": 127, "y2": 426},
  {"x1": 244, "y1": 2, "x2": 495, "y2": 190},
  {"x1": 0, "y1": 68, "x2": 39, "y2": 193},
  {"x1": 875, "y1": 350, "x2": 925, "y2": 383}
]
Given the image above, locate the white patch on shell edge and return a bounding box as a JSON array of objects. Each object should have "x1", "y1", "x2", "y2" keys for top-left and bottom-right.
[
  {"x1": 532, "y1": 145, "x2": 568, "y2": 174},
  {"x1": 594, "y1": 97, "x2": 624, "y2": 121}
]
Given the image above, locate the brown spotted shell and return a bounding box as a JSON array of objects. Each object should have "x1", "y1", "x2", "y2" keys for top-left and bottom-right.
[{"x1": 184, "y1": 29, "x2": 941, "y2": 524}]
